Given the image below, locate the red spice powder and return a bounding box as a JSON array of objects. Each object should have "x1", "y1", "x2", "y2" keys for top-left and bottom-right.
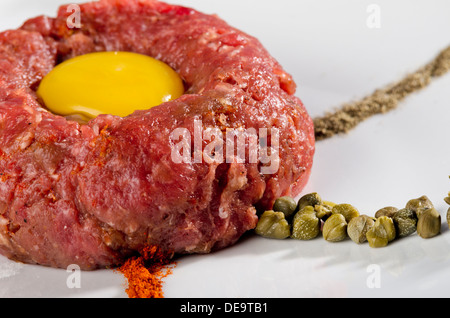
[{"x1": 117, "y1": 245, "x2": 176, "y2": 298}]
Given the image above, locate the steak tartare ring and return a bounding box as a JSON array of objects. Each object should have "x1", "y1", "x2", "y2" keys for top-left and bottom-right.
[{"x1": 0, "y1": 0, "x2": 315, "y2": 270}]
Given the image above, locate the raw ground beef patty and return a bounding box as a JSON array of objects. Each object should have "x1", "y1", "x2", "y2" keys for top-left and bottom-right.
[{"x1": 0, "y1": 0, "x2": 315, "y2": 270}]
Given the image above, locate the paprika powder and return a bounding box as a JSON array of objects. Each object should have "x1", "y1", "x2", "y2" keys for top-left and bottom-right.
[{"x1": 117, "y1": 245, "x2": 176, "y2": 298}]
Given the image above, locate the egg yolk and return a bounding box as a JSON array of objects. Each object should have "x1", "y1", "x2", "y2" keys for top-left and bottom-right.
[{"x1": 37, "y1": 51, "x2": 184, "y2": 120}]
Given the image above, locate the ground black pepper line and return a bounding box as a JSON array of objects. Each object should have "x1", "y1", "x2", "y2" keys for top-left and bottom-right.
[{"x1": 313, "y1": 45, "x2": 450, "y2": 141}]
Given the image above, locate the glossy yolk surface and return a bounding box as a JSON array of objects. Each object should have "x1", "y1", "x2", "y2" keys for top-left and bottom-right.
[{"x1": 37, "y1": 51, "x2": 184, "y2": 120}]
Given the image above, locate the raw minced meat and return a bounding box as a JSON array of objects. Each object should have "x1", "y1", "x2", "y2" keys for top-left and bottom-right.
[{"x1": 0, "y1": 0, "x2": 315, "y2": 270}]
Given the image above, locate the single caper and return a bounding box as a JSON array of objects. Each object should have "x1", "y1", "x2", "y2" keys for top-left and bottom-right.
[
  {"x1": 366, "y1": 226, "x2": 388, "y2": 248},
  {"x1": 331, "y1": 203, "x2": 360, "y2": 223},
  {"x1": 374, "y1": 206, "x2": 398, "y2": 219},
  {"x1": 444, "y1": 193, "x2": 450, "y2": 206},
  {"x1": 380, "y1": 216, "x2": 396, "y2": 242},
  {"x1": 323, "y1": 213, "x2": 347, "y2": 242},
  {"x1": 295, "y1": 205, "x2": 316, "y2": 215},
  {"x1": 447, "y1": 207, "x2": 450, "y2": 230},
  {"x1": 406, "y1": 195, "x2": 434, "y2": 218},
  {"x1": 366, "y1": 216, "x2": 396, "y2": 248},
  {"x1": 291, "y1": 207, "x2": 320, "y2": 240},
  {"x1": 417, "y1": 208, "x2": 441, "y2": 239},
  {"x1": 347, "y1": 215, "x2": 375, "y2": 244},
  {"x1": 297, "y1": 193, "x2": 322, "y2": 212},
  {"x1": 314, "y1": 201, "x2": 335, "y2": 221},
  {"x1": 392, "y1": 208, "x2": 417, "y2": 238},
  {"x1": 255, "y1": 210, "x2": 290, "y2": 239},
  {"x1": 273, "y1": 196, "x2": 297, "y2": 220}
]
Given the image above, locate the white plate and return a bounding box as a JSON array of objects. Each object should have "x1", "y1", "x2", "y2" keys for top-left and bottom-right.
[{"x1": 1, "y1": 0, "x2": 450, "y2": 298}]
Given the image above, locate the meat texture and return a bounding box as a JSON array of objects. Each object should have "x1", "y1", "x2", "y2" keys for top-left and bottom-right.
[{"x1": 0, "y1": 0, "x2": 315, "y2": 269}]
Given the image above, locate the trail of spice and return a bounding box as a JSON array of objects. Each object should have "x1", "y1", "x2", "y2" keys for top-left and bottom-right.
[
  {"x1": 117, "y1": 245, "x2": 176, "y2": 298},
  {"x1": 313, "y1": 45, "x2": 450, "y2": 140}
]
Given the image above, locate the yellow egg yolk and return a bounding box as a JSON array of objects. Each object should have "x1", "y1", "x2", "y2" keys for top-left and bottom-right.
[{"x1": 37, "y1": 51, "x2": 184, "y2": 120}]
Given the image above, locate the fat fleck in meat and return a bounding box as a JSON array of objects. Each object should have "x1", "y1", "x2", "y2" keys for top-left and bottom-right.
[{"x1": 0, "y1": 0, "x2": 315, "y2": 270}]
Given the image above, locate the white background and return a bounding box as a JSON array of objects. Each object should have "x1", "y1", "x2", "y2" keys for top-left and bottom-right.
[{"x1": 0, "y1": 0, "x2": 450, "y2": 298}]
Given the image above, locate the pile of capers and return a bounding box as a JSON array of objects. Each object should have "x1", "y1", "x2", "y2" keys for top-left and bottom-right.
[{"x1": 255, "y1": 192, "x2": 443, "y2": 248}]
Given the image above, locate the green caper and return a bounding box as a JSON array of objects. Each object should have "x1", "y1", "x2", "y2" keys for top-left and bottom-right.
[
  {"x1": 296, "y1": 205, "x2": 316, "y2": 216},
  {"x1": 406, "y1": 195, "x2": 434, "y2": 218},
  {"x1": 291, "y1": 207, "x2": 320, "y2": 240},
  {"x1": 417, "y1": 208, "x2": 441, "y2": 239},
  {"x1": 392, "y1": 208, "x2": 417, "y2": 238},
  {"x1": 366, "y1": 227, "x2": 388, "y2": 248},
  {"x1": 297, "y1": 193, "x2": 322, "y2": 212},
  {"x1": 366, "y1": 216, "x2": 396, "y2": 248},
  {"x1": 255, "y1": 210, "x2": 290, "y2": 239},
  {"x1": 331, "y1": 203, "x2": 360, "y2": 223},
  {"x1": 323, "y1": 213, "x2": 347, "y2": 242},
  {"x1": 272, "y1": 196, "x2": 297, "y2": 220},
  {"x1": 380, "y1": 216, "x2": 396, "y2": 242},
  {"x1": 447, "y1": 207, "x2": 450, "y2": 229},
  {"x1": 314, "y1": 201, "x2": 335, "y2": 221},
  {"x1": 347, "y1": 215, "x2": 375, "y2": 244},
  {"x1": 444, "y1": 193, "x2": 450, "y2": 206},
  {"x1": 374, "y1": 206, "x2": 398, "y2": 219}
]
